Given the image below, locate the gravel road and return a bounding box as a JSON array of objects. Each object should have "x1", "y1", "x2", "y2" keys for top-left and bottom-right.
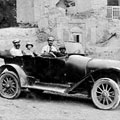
[{"x1": 0, "y1": 90, "x2": 119, "y2": 120}]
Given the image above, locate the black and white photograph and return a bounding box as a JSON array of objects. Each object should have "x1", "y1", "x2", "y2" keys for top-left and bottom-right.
[{"x1": 0, "y1": 0, "x2": 120, "y2": 120}]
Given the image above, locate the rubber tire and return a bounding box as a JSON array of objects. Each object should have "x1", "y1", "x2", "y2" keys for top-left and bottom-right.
[
  {"x1": 0, "y1": 71, "x2": 21, "y2": 99},
  {"x1": 91, "y1": 78, "x2": 120, "y2": 110}
]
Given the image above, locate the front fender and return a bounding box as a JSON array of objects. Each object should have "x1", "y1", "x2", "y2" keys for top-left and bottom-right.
[
  {"x1": 91, "y1": 67, "x2": 120, "y2": 83},
  {"x1": 0, "y1": 64, "x2": 28, "y2": 87},
  {"x1": 66, "y1": 67, "x2": 120, "y2": 94}
]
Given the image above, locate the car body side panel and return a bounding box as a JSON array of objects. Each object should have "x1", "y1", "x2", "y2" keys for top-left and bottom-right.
[
  {"x1": 35, "y1": 57, "x2": 66, "y2": 83},
  {"x1": 65, "y1": 55, "x2": 91, "y2": 83},
  {"x1": 65, "y1": 56, "x2": 120, "y2": 93}
]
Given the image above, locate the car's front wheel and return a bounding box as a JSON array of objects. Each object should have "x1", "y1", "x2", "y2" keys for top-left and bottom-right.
[
  {"x1": 0, "y1": 71, "x2": 21, "y2": 99},
  {"x1": 91, "y1": 78, "x2": 120, "y2": 110}
]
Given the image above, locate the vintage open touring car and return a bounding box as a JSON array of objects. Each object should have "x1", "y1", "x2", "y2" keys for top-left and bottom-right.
[{"x1": 0, "y1": 50, "x2": 120, "y2": 110}]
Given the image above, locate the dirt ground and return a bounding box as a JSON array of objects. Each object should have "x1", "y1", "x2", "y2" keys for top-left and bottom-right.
[{"x1": 0, "y1": 91, "x2": 119, "y2": 120}]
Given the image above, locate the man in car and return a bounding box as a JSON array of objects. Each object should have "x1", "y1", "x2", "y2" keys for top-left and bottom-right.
[
  {"x1": 59, "y1": 44, "x2": 67, "y2": 56},
  {"x1": 10, "y1": 39, "x2": 24, "y2": 56},
  {"x1": 41, "y1": 36, "x2": 57, "y2": 54}
]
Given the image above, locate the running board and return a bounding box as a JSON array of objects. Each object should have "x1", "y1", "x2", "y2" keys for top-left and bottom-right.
[
  {"x1": 45, "y1": 91, "x2": 89, "y2": 99},
  {"x1": 25, "y1": 85, "x2": 67, "y2": 93}
]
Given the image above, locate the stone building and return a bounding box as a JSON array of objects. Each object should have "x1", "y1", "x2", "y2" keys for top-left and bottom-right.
[{"x1": 17, "y1": 0, "x2": 120, "y2": 55}]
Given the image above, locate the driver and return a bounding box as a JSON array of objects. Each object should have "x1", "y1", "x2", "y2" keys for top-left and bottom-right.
[{"x1": 41, "y1": 36, "x2": 57, "y2": 54}]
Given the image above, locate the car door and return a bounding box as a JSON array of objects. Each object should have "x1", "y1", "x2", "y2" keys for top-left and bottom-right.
[
  {"x1": 35, "y1": 56, "x2": 66, "y2": 84},
  {"x1": 35, "y1": 56, "x2": 51, "y2": 82},
  {"x1": 48, "y1": 57, "x2": 66, "y2": 84}
]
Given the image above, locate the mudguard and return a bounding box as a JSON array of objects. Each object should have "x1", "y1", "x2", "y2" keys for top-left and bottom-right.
[
  {"x1": 0, "y1": 64, "x2": 28, "y2": 87},
  {"x1": 90, "y1": 67, "x2": 120, "y2": 82},
  {"x1": 66, "y1": 67, "x2": 120, "y2": 93}
]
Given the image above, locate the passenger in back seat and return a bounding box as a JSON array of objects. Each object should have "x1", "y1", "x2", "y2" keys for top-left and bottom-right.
[
  {"x1": 10, "y1": 39, "x2": 24, "y2": 56},
  {"x1": 24, "y1": 42, "x2": 38, "y2": 57},
  {"x1": 59, "y1": 44, "x2": 67, "y2": 57}
]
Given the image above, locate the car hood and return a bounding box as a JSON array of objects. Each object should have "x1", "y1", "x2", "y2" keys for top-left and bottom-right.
[
  {"x1": 67, "y1": 55, "x2": 120, "y2": 73},
  {"x1": 87, "y1": 58, "x2": 120, "y2": 70}
]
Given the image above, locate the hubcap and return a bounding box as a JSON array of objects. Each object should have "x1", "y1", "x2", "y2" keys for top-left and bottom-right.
[
  {"x1": 96, "y1": 83, "x2": 115, "y2": 105},
  {"x1": 102, "y1": 90, "x2": 109, "y2": 98}
]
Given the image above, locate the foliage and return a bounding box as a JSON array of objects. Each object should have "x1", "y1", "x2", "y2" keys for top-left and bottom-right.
[{"x1": 0, "y1": 0, "x2": 17, "y2": 28}]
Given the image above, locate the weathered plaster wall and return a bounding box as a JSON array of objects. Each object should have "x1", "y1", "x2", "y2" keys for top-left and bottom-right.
[
  {"x1": 91, "y1": 0, "x2": 107, "y2": 9},
  {"x1": 75, "y1": 0, "x2": 91, "y2": 12},
  {"x1": 17, "y1": 0, "x2": 120, "y2": 59},
  {"x1": 17, "y1": 0, "x2": 34, "y2": 23}
]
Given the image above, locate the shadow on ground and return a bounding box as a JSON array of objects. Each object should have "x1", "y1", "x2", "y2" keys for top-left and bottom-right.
[{"x1": 20, "y1": 89, "x2": 94, "y2": 108}]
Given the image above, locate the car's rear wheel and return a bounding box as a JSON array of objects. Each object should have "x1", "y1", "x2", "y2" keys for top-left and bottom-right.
[
  {"x1": 0, "y1": 71, "x2": 21, "y2": 99},
  {"x1": 91, "y1": 78, "x2": 120, "y2": 110}
]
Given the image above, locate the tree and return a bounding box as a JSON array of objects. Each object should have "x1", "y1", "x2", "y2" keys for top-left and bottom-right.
[{"x1": 0, "y1": 0, "x2": 17, "y2": 28}]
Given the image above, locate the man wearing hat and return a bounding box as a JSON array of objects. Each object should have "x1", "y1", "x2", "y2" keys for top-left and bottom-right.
[
  {"x1": 10, "y1": 39, "x2": 23, "y2": 56},
  {"x1": 24, "y1": 42, "x2": 37, "y2": 57},
  {"x1": 41, "y1": 36, "x2": 57, "y2": 54}
]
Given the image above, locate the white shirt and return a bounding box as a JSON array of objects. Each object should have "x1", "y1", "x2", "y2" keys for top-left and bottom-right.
[
  {"x1": 41, "y1": 45, "x2": 57, "y2": 54},
  {"x1": 24, "y1": 49, "x2": 35, "y2": 57},
  {"x1": 10, "y1": 47, "x2": 23, "y2": 56}
]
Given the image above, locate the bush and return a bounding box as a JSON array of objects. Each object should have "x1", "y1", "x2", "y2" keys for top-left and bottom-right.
[{"x1": 0, "y1": 0, "x2": 17, "y2": 28}]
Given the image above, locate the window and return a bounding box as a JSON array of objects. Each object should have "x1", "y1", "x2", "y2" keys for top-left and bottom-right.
[
  {"x1": 64, "y1": 0, "x2": 75, "y2": 7},
  {"x1": 107, "y1": 6, "x2": 120, "y2": 19},
  {"x1": 107, "y1": 0, "x2": 120, "y2": 19},
  {"x1": 113, "y1": 7, "x2": 120, "y2": 19},
  {"x1": 73, "y1": 34, "x2": 82, "y2": 43}
]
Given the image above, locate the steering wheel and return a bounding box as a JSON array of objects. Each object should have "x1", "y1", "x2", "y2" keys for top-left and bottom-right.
[{"x1": 49, "y1": 51, "x2": 57, "y2": 58}]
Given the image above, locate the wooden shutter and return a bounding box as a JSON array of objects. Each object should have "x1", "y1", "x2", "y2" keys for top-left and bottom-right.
[{"x1": 107, "y1": 6, "x2": 112, "y2": 19}]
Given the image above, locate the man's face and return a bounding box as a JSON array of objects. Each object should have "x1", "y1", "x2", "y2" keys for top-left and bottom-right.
[
  {"x1": 48, "y1": 40, "x2": 54, "y2": 46},
  {"x1": 14, "y1": 43, "x2": 20, "y2": 49}
]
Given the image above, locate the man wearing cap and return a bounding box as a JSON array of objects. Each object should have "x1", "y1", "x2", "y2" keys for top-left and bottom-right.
[
  {"x1": 41, "y1": 36, "x2": 57, "y2": 54},
  {"x1": 10, "y1": 39, "x2": 23, "y2": 56},
  {"x1": 24, "y1": 42, "x2": 37, "y2": 57}
]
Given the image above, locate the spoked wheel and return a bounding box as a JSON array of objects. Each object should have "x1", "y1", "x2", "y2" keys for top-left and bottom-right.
[
  {"x1": 91, "y1": 78, "x2": 120, "y2": 110},
  {"x1": 0, "y1": 71, "x2": 21, "y2": 99}
]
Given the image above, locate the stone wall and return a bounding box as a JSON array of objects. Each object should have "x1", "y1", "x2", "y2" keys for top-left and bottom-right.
[
  {"x1": 17, "y1": 0, "x2": 34, "y2": 23},
  {"x1": 91, "y1": 0, "x2": 107, "y2": 9},
  {"x1": 16, "y1": 0, "x2": 120, "y2": 60}
]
